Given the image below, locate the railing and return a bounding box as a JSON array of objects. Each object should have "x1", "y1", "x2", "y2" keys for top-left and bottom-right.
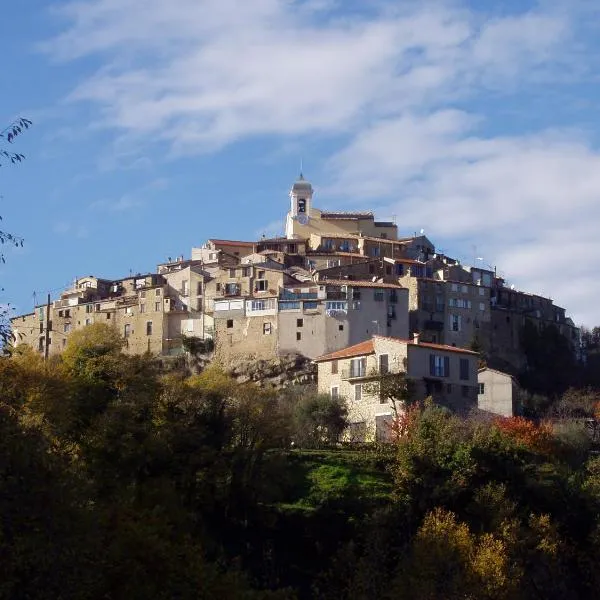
[
  {"x1": 280, "y1": 290, "x2": 318, "y2": 301},
  {"x1": 341, "y1": 367, "x2": 373, "y2": 381}
]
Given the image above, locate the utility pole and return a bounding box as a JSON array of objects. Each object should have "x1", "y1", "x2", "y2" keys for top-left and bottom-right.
[{"x1": 44, "y1": 293, "x2": 51, "y2": 361}]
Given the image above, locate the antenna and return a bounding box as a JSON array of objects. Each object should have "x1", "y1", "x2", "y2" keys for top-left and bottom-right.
[{"x1": 300, "y1": 157, "x2": 303, "y2": 177}]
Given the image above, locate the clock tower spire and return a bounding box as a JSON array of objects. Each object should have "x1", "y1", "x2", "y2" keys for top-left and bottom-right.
[{"x1": 285, "y1": 173, "x2": 314, "y2": 238}]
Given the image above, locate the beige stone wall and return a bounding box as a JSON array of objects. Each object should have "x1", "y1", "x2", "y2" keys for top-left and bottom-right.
[
  {"x1": 477, "y1": 369, "x2": 517, "y2": 417},
  {"x1": 214, "y1": 314, "x2": 278, "y2": 363}
]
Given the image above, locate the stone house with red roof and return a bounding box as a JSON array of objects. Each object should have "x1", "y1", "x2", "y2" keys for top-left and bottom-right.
[{"x1": 315, "y1": 334, "x2": 479, "y2": 442}]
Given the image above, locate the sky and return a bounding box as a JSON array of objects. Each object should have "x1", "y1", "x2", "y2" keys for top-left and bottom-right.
[{"x1": 1, "y1": 0, "x2": 600, "y2": 326}]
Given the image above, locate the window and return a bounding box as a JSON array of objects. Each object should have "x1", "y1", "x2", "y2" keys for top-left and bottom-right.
[
  {"x1": 479, "y1": 288, "x2": 485, "y2": 296},
  {"x1": 263, "y1": 322, "x2": 272, "y2": 335},
  {"x1": 229, "y1": 268, "x2": 236, "y2": 278},
  {"x1": 62, "y1": 338, "x2": 67, "y2": 348},
  {"x1": 124, "y1": 324, "x2": 131, "y2": 338},
  {"x1": 140, "y1": 304, "x2": 146, "y2": 313},
  {"x1": 155, "y1": 302, "x2": 161, "y2": 312},
  {"x1": 258, "y1": 270, "x2": 265, "y2": 278},
  {"x1": 379, "y1": 354, "x2": 389, "y2": 375},
  {"x1": 85, "y1": 318, "x2": 92, "y2": 326},
  {"x1": 181, "y1": 280, "x2": 189, "y2": 296},
  {"x1": 430, "y1": 354, "x2": 449, "y2": 377},
  {"x1": 156, "y1": 288, "x2": 161, "y2": 296},
  {"x1": 331, "y1": 386, "x2": 339, "y2": 399},
  {"x1": 242, "y1": 267, "x2": 250, "y2": 277},
  {"x1": 478, "y1": 383, "x2": 485, "y2": 395},
  {"x1": 86, "y1": 304, "x2": 92, "y2": 314},
  {"x1": 450, "y1": 314, "x2": 461, "y2": 332},
  {"x1": 304, "y1": 301, "x2": 318, "y2": 310},
  {"x1": 371, "y1": 247, "x2": 380, "y2": 257},
  {"x1": 331, "y1": 360, "x2": 338, "y2": 374},
  {"x1": 339, "y1": 324, "x2": 344, "y2": 331},
  {"x1": 125, "y1": 306, "x2": 133, "y2": 315},
  {"x1": 255, "y1": 279, "x2": 267, "y2": 292},
  {"x1": 479, "y1": 302, "x2": 485, "y2": 311},
  {"x1": 298, "y1": 198, "x2": 306, "y2": 213},
  {"x1": 64, "y1": 309, "x2": 70, "y2": 318},
  {"x1": 58, "y1": 310, "x2": 63, "y2": 317},
  {"x1": 460, "y1": 358, "x2": 470, "y2": 381},
  {"x1": 146, "y1": 321, "x2": 153, "y2": 336},
  {"x1": 197, "y1": 282, "x2": 203, "y2": 295},
  {"x1": 297, "y1": 318, "x2": 303, "y2": 328},
  {"x1": 251, "y1": 300, "x2": 267, "y2": 311},
  {"x1": 374, "y1": 290, "x2": 384, "y2": 302},
  {"x1": 140, "y1": 291, "x2": 146, "y2": 299},
  {"x1": 461, "y1": 285, "x2": 468, "y2": 294},
  {"x1": 106, "y1": 313, "x2": 111, "y2": 320},
  {"x1": 63, "y1": 323, "x2": 71, "y2": 333},
  {"x1": 227, "y1": 319, "x2": 234, "y2": 329},
  {"x1": 325, "y1": 301, "x2": 347, "y2": 311},
  {"x1": 462, "y1": 385, "x2": 469, "y2": 398},
  {"x1": 354, "y1": 384, "x2": 362, "y2": 402},
  {"x1": 451, "y1": 283, "x2": 458, "y2": 292},
  {"x1": 296, "y1": 332, "x2": 302, "y2": 341},
  {"x1": 350, "y1": 357, "x2": 366, "y2": 378}
]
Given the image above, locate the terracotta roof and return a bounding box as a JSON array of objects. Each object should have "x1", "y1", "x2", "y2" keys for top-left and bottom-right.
[
  {"x1": 209, "y1": 239, "x2": 255, "y2": 247},
  {"x1": 316, "y1": 335, "x2": 479, "y2": 362},
  {"x1": 320, "y1": 279, "x2": 403, "y2": 289},
  {"x1": 320, "y1": 211, "x2": 374, "y2": 219},
  {"x1": 372, "y1": 335, "x2": 478, "y2": 355},
  {"x1": 316, "y1": 339, "x2": 375, "y2": 362},
  {"x1": 306, "y1": 251, "x2": 365, "y2": 258}
]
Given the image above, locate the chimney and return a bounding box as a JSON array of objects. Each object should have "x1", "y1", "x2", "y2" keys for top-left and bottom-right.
[{"x1": 413, "y1": 332, "x2": 420, "y2": 345}]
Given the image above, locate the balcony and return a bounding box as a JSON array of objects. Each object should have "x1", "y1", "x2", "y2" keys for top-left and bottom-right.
[
  {"x1": 341, "y1": 366, "x2": 383, "y2": 381},
  {"x1": 424, "y1": 320, "x2": 444, "y2": 331},
  {"x1": 326, "y1": 291, "x2": 347, "y2": 301},
  {"x1": 280, "y1": 290, "x2": 318, "y2": 301},
  {"x1": 220, "y1": 284, "x2": 241, "y2": 297}
]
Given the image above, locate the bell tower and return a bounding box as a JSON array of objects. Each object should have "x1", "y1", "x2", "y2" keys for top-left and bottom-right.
[{"x1": 286, "y1": 173, "x2": 313, "y2": 238}]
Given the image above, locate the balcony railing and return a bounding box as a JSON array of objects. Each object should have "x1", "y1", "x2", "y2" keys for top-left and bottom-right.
[
  {"x1": 280, "y1": 290, "x2": 318, "y2": 301},
  {"x1": 341, "y1": 367, "x2": 370, "y2": 381}
]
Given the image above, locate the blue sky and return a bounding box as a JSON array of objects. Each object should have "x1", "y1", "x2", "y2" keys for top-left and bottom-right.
[{"x1": 1, "y1": 0, "x2": 600, "y2": 326}]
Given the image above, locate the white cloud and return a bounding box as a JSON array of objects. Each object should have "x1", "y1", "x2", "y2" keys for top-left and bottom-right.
[{"x1": 44, "y1": 1, "x2": 570, "y2": 151}]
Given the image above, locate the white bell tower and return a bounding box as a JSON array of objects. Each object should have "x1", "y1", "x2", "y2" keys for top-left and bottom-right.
[{"x1": 285, "y1": 174, "x2": 313, "y2": 238}]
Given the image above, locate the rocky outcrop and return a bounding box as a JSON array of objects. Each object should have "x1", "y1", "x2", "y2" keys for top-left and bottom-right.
[{"x1": 223, "y1": 352, "x2": 317, "y2": 388}]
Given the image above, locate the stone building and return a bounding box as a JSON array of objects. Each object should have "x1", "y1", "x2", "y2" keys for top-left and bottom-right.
[
  {"x1": 477, "y1": 367, "x2": 521, "y2": 417},
  {"x1": 315, "y1": 334, "x2": 479, "y2": 441}
]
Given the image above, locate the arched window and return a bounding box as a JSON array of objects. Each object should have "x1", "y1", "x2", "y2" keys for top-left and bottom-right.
[{"x1": 298, "y1": 198, "x2": 306, "y2": 213}]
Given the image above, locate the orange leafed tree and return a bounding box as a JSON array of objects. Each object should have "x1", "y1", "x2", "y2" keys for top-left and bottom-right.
[{"x1": 494, "y1": 416, "x2": 553, "y2": 453}]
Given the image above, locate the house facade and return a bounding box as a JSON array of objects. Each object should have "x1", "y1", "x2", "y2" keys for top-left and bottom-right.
[
  {"x1": 316, "y1": 335, "x2": 479, "y2": 441},
  {"x1": 477, "y1": 367, "x2": 521, "y2": 417}
]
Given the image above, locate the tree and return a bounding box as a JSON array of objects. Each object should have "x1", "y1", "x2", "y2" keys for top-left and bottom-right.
[
  {"x1": 291, "y1": 392, "x2": 348, "y2": 448},
  {"x1": 1, "y1": 118, "x2": 32, "y2": 346}
]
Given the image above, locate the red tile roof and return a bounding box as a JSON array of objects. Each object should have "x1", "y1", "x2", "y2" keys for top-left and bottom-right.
[
  {"x1": 320, "y1": 279, "x2": 403, "y2": 289},
  {"x1": 209, "y1": 239, "x2": 255, "y2": 247},
  {"x1": 316, "y1": 335, "x2": 479, "y2": 362},
  {"x1": 316, "y1": 339, "x2": 375, "y2": 362}
]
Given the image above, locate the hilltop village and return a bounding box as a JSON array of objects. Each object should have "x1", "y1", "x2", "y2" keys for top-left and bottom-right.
[{"x1": 11, "y1": 175, "x2": 581, "y2": 439}]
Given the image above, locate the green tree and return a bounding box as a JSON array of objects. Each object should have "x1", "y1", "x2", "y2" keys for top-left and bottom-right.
[
  {"x1": 1, "y1": 118, "x2": 32, "y2": 346},
  {"x1": 291, "y1": 392, "x2": 348, "y2": 448}
]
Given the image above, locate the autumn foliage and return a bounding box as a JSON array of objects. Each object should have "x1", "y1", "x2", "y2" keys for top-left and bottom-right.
[{"x1": 494, "y1": 416, "x2": 554, "y2": 453}]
